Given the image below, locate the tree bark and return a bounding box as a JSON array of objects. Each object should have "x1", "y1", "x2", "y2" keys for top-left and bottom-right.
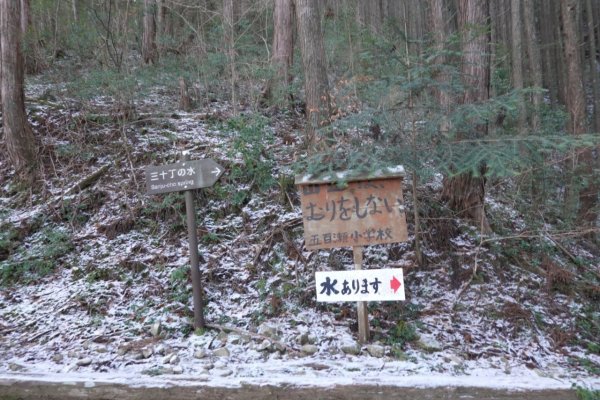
[
  {"x1": 523, "y1": 0, "x2": 543, "y2": 131},
  {"x1": 20, "y1": 0, "x2": 30, "y2": 34},
  {"x1": 264, "y1": 0, "x2": 294, "y2": 106},
  {"x1": 223, "y1": 0, "x2": 239, "y2": 113},
  {"x1": 295, "y1": 0, "x2": 332, "y2": 146},
  {"x1": 1, "y1": 0, "x2": 37, "y2": 179},
  {"x1": 428, "y1": 0, "x2": 451, "y2": 132},
  {"x1": 142, "y1": 0, "x2": 159, "y2": 64},
  {"x1": 586, "y1": 0, "x2": 600, "y2": 132},
  {"x1": 510, "y1": 0, "x2": 526, "y2": 132},
  {"x1": 441, "y1": 0, "x2": 492, "y2": 234},
  {"x1": 561, "y1": 0, "x2": 598, "y2": 227}
]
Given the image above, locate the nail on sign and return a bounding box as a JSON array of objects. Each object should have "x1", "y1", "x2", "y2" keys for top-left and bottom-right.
[
  {"x1": 145, "y1": 159, "x2": 224, "y2": 194},
  {"x1": 315, "y1": 268, "x2": 405, "y2": 302}
]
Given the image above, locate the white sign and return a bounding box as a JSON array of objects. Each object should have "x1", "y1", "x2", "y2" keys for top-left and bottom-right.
[{"x1": 315, "y1": 268, "x2": 405, "y2": 302}]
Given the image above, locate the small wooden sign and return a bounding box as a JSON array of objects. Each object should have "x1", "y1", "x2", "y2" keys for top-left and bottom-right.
[{"x1": 295, "y1": 167, "x2": 408, "y2": 250}]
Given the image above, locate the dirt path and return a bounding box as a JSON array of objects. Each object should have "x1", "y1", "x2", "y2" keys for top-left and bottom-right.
[{"x1": 0, "y1": 378, "x2": 578, "y2": 400}]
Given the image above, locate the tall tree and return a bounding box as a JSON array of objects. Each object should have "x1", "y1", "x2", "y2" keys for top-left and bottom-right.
[
  {"x1": 441, "y1": 0, "x2": 492, "y2": 233},
  {"x1": 1, "y1": 0, "x2": 37, "y2": 179},
  {"x1": 223, "y1": 0, "x2": 240, "y2": 112},
  {"x1": 510, "y1": 0, "x2": 526, "y2": 132},
  {"x1": 428, "y1": 0, "x2": 451, "y2": 133},
  {"x1": 295, "y1": 0, "x2": 332, "y2": 146},
  {"x1": 142, "y1": 0, "x2": 159, "y2": 64},
  {"x1": 523, "y1": 0, "x2": 543, "y2": 131},
  {"x1": 20, "y1": 0, "x2": 30, "y2": 34},
  {"x1": 585, "y1": 0, "x2": 600, "y2": 132},
  {"x1": 263, "y1": 0, "x2": 294, "y2": 105},
  {"x1": 561, "y1": 0, "x2": 598, "y2": 227}
]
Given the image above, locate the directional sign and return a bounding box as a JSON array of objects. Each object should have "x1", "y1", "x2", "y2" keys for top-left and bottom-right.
[
  {"x1": 145, "y1": 159, "x2": 224, "y2": 195},
  {"x1": 315, "y1": 268, "x2": 405, "y2": 302}
]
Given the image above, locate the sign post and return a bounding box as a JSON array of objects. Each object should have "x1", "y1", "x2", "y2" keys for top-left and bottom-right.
[
  {"x1": 145, "y1": 153, "x2": 224, "y2": 330},
  {"x1": 296, "y1": 167, "x2": 407, "y2": 343}
]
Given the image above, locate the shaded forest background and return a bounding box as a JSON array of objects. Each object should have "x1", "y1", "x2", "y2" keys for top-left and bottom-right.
[{"x1": 2, "y1": 0, "x2": 599, "y2": 238}]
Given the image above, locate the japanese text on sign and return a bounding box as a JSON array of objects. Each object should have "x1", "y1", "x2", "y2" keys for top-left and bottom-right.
[
  {"x1": 297, "y1": 177, "x2": 408, "y2": 250},
  {"x1": 315, "y1": 269, "x2": 405, "y2": 302}
]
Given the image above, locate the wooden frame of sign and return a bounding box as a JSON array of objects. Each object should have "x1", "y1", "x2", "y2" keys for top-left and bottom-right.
[{"x1": 295, "y1": 166, "x2": 408, "y2": 343}]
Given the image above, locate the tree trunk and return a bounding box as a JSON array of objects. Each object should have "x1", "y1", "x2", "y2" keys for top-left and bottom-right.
[
  {"x1": 295, "y1": 0, "x2": 332, "y2": 147},
  {"x1": 561, "y1": 0, "x2": 598, "y2": 227},
  {"x1": 1, "y1": 0, "x2": 37, "y2": 180},
  {"x1": 223, "y1": 0, "x2": 239, "y2": 113},
  {"x1": 142, "y1": 0, "x2": 159, "y2": 64},
  {"x1": 428, "y1": 0, "x2": 451, "y2": 134},
  {"x1": 20, "y1": 0, "x2": 30, "y2": 34},
  {"x1": 510, "y1": 0, "x2": 526, "y2": 132},
  {"x1": 72, "y1": 0, "x2": 78, "y2": 22},
  {"x1": 441, "y1": 0, "x2": 492, "y2": 234},
  {"x1": 586, "y1": 0, "x2": 600, "y2": 132},
  {"x1": 523, "y1": 0, "x2": 543, "y2": 131},
  {"x1": 264, "y1": 0, "x2": 294, "y2": 106}
]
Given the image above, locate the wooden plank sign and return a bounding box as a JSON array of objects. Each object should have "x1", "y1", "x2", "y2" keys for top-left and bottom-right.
[
  {"x1": 145, "y1": 159, "x2": 223, "y2": 195},
  {"x1": 316, "y1": 268, "x2": 405, "y2": 302},
  {"x1": 295, "y1": 167, "x2": 408, "y2": 250}
]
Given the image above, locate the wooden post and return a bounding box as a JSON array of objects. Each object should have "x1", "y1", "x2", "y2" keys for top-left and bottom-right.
[
  {"x1": 182, "y1": 152, "x2": 205, "y2": 330},
  {"x1": 353, "y1": 246, "x2": 369, "y2": 343}
]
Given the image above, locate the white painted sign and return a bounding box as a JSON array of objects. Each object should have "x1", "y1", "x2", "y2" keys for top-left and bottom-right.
[{"x1": 315, "y1": 268, "x2": 405, "y2": 302}]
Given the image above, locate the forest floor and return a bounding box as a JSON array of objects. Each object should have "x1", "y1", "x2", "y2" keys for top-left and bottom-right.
[{"x1": 0, "y1": 63, "x2": 599, "y2": 396}]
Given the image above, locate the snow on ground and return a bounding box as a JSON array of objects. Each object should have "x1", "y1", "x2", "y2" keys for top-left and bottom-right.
[{"x1": 1, "y1": 83, "x2": 599, "y2": 392}]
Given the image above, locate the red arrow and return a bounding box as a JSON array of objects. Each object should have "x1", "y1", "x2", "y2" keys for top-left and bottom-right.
[{"x1": 390, "y1": 276, "x2": 402, "y2": 293}]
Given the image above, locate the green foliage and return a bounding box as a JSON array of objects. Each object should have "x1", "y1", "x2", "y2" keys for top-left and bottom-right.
[
  {"x1": 0, "y1": 228, "x2": 73, "y2": 286},
  {"x1": 575, "y1": 386, "x2": 600, "y2": 400},
  {"x1": 387, "y1": 320, "x2": 419, "y2": 348},
  {"x1": 220, "y1": 115, "x2": 276, "y2": 207},
  {"x1": 296, "y1": 20, "x2": 600, "y2": 193}
]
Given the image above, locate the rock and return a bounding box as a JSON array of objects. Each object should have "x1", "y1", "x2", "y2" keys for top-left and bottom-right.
[
  {"x1": 341, "y1": 343, "x2": 361, "y2": 356},
  {"x1": 297, "y1": 333, "x2": 310, "y2": 345},
  {"x1": 154, "y1": 345, "x2": 166, "y2": 355},
  {"x1": 301, "y1": 344, "x2": 318, "y2": 355},
  {"x1": 76, "y1": 358, "x2": 93, "y2": 367},
  {"x1": 169, "y1": 354, "x2": 180, "y2": 365},
  {"x1": 217, "y1": 331, "x2": 229, "y2": 342},
  {"x1": 418, "y1": 336, "x2": 442, "y2": 353},
  {"x1": 200, "y1": 363, "x2": 214, "y2": 371},
  {"x1": 228, "y1": 334, "x2": 242, "y2": 345},
  {"x1": 8, "y1": 363, "x2": 26, "y2": 371},
  {"x1": 172, "y1": 366, "x2": 184, "y2": 374},
  {"x1": 142, "y1": 348, "x2": 154, "y2": 359},
  {"x1": 95, "y1": 347, "x2": 108, "y2": 354},
  {"x1": 213, "y1": 347, "x2": 230, "y2": 358},
  {"x1": 150, "y1": 321, "x2": 162, "y2": 337},
  {"x1": 258, "y1": 324, "x2": 277, "y2": 338},
  {"x1": 273, "y1": 341, "x2": 286, "y2": 352},
  {"x1": 257, "y1": 339, "x2": 272, "y2": 352},
  {"x1": 366, "y1": 344, "x2": 385, "y2": 358},
  {"x1": 117, "y1": 346, "x2": 129, "y2": 356},
  {"x1": 52, "y1": 354, "x2": 64, "y2": 363},
  {"x1": 130, "y1": 351, "x2": 144, "y2": 360},
  {"x1": 194, "y1": 349, "x2": 209, "y2": 359},
  {"x1": 217, "y1": 369, "x2": 233, "y2": 377},
  {"x1": 67, "y1": 350, "x2": 80, "y2": 358}
]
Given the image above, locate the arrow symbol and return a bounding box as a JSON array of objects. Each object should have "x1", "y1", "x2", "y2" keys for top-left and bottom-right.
[
  {"x1": 390, "y1": 276, "x2": 402, "y2": 293},
  {"x1": 211, "y1": 167, "x2": 221, "y2": 176}
]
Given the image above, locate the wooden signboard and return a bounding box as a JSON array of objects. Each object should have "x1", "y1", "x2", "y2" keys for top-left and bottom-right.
[
  {"x1": 296, "y1": 169, "x2": 408, "y2": 250},
  {"x1": 296, "y1": 166, "x2": 408, "y2": 343}
]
